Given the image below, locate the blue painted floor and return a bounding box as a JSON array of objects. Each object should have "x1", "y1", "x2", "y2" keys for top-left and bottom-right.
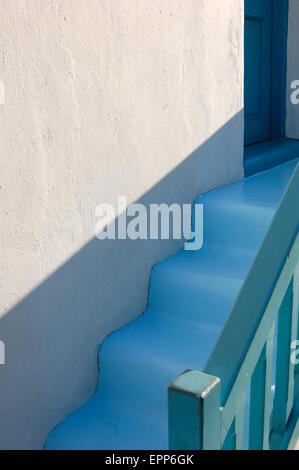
[{"x1": 46, "y1": 160, "x2": 298, "y2": 450}]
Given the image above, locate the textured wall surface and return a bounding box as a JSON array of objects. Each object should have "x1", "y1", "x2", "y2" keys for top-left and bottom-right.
[
  {"x1": 286, "y1": 0, "x2": 299, "y2": 138},
  {"x1": 0, "y1": 0, "x2": 244, "y2": 449}
]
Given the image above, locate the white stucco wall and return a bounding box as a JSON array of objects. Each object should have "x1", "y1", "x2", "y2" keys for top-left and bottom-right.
[
  {"x1": 0, "y1": 0, "x2": 244, "y2": 449},
  {"x1": 286, "y1": 0, "x2": 299, "y2": 138}
]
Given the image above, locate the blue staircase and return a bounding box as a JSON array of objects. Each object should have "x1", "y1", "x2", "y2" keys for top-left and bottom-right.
[{"x1": 46, "y1": 159, "x2": 298, "y2": 450}]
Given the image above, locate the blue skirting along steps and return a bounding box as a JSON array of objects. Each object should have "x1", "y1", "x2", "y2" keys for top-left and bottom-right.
[{"x1": 46, "y1": 160, "x2": 298, "y2": 450}]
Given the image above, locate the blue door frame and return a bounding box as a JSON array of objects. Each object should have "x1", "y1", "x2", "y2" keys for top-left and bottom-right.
[
  {"x1": 244, "y1": 0, "x2": 289, "y2": 146},
  {"x1": 243, "y1": 1, "x2": 299, "y2": 177},
  {"x1": 244, "y1": 0, "x2": 273, "y2": 146},
  {"x1": 270, "y1": 0, "x2": 289, "y2": 139}
]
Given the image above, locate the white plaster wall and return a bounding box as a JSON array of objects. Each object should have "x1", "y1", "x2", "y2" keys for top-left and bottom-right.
[
  {"x1": 286, "y1": 0, "x2": 299, "y2": 138},
  {"x1": 0, "y1": 0, "x2": 244, "y2": 449}
]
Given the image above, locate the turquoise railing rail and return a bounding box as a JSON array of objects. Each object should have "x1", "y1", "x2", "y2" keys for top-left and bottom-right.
[{"x1": 169, "y1": 163, "x2": 299, "y2": 450}]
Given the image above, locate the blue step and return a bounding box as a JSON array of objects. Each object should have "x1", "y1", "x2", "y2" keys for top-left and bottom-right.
[{"x1": 46, "y1": 159, "x2": 298, "y2": 450}]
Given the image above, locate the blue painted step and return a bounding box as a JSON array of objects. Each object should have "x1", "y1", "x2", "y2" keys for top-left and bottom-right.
[{"x1": 46, "y1": 160, "x2": 298, "y2": 450}]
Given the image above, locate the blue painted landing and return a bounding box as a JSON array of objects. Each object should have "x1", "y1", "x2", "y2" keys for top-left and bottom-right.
[{"x1": 46, "y1": 160, "x2": 298, "y2": 450}]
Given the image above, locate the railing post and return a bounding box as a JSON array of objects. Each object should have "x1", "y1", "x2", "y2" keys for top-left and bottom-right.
[
  {"x1": 222, "y1": 393, "x2": 246, "y2": 450},
  {"x1": 249, "y1": 324, "x2": 274, "y2": 449},
  {"x1": 272, "y1": 277, "x2": 297, "y2": 435},
  {"x1": 168, "y1": 370, "x2": 221, "y2": 450},
  {"x1": 235, "y1": 392, "x2": 246, "y2": 450}
]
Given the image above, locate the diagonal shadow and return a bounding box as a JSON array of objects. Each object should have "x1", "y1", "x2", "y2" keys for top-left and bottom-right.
[{"x1": 0, "y1": 111, "x2": 243, "y2": 449}]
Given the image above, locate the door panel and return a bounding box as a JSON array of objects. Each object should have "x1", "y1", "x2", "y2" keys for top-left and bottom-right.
[{"x1": 244, "y1": 0, "x2": 273, "y2": 146}]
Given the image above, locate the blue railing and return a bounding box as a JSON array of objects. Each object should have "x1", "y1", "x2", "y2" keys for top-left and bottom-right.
[{"x1": 169, "y1": 163, "x2": 299, "y2": 450}]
